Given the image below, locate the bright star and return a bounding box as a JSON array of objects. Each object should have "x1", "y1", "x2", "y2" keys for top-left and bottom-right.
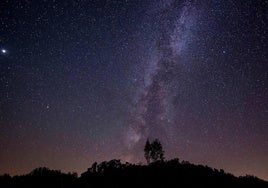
[{"x1": 1, "y1": 49, "x2": 7, "y2": 54}]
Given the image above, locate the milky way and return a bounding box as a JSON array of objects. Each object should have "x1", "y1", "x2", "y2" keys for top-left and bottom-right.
[{"x1": 123, "y1": 0, "x2": 201, "y2": 161}]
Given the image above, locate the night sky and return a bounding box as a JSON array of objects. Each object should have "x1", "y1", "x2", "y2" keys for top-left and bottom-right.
[{"x1": 0, "y1": 0, "x2": 268, "y2": 180}]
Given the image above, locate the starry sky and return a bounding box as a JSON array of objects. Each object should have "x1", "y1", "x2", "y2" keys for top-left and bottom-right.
[{"x1": 0, "y1": 0, "x2": 268, "y2": 180}]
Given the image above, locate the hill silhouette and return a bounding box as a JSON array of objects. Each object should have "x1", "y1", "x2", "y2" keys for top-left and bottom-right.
[
  {"x1": 1, "y1": 159, "x2": 267, "y2": 188},
  {"x1": 1, "y1": 139, "x2": 267, "y2": 188}
]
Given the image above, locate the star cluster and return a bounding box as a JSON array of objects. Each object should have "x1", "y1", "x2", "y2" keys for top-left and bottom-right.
[{"x1": 0, "y1": 0, "x2": 267, "y2": 181}]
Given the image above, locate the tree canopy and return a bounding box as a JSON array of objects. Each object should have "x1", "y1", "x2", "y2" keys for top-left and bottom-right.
[{"x1": 144, "y1": 139, "x2": 165, "y2": 164}]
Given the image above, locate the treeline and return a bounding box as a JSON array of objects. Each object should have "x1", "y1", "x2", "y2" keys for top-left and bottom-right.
[
  {"x1": 1, "y1": 159, "x2": 267, "y2": 188},
  {"x1": 1, "y1": 139, "x2": 267, "y2": 187}
]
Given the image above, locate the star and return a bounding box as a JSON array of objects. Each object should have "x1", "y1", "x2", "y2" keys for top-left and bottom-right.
[{"x1": 1, "y1": 49, "x2": 7, "y2": 54}]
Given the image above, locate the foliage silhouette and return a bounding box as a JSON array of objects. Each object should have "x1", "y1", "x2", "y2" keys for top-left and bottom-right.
[
  {"x1": 144, "y1": 138, "x2": 165, "y2": 164},
  {"x1": 1, "y1": 161, "x2": 268, "y2": 188},
  {"x1": 144, "y1": 139, "x2": 151, "y2": 164},
  {"x1": 0, "y1": 140, "x2": 268, "y2": 188}
]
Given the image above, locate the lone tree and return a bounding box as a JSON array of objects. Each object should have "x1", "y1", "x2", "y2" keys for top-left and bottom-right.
[
  {"x1": 144, "y1": 139, "x2": 152, "y2": 164},
  {"x1": 144, "y1": 139, "x2": 164, "y2": 164}
]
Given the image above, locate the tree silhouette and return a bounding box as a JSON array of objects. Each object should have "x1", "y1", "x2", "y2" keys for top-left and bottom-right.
[
  {"x1": 1, "y1": 157, "x2": 268, "y2": 188},
  {"x1": 144, "y1": 139, "x2": 165, "y2": 164},
  {"x1": 144, "y1": 139, "x2": 152, "y2": 164}
]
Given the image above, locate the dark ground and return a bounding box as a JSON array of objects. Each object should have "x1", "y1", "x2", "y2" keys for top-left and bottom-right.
[{"x1": 1, "y1": 159, "x2": 267, "y2": 188}]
